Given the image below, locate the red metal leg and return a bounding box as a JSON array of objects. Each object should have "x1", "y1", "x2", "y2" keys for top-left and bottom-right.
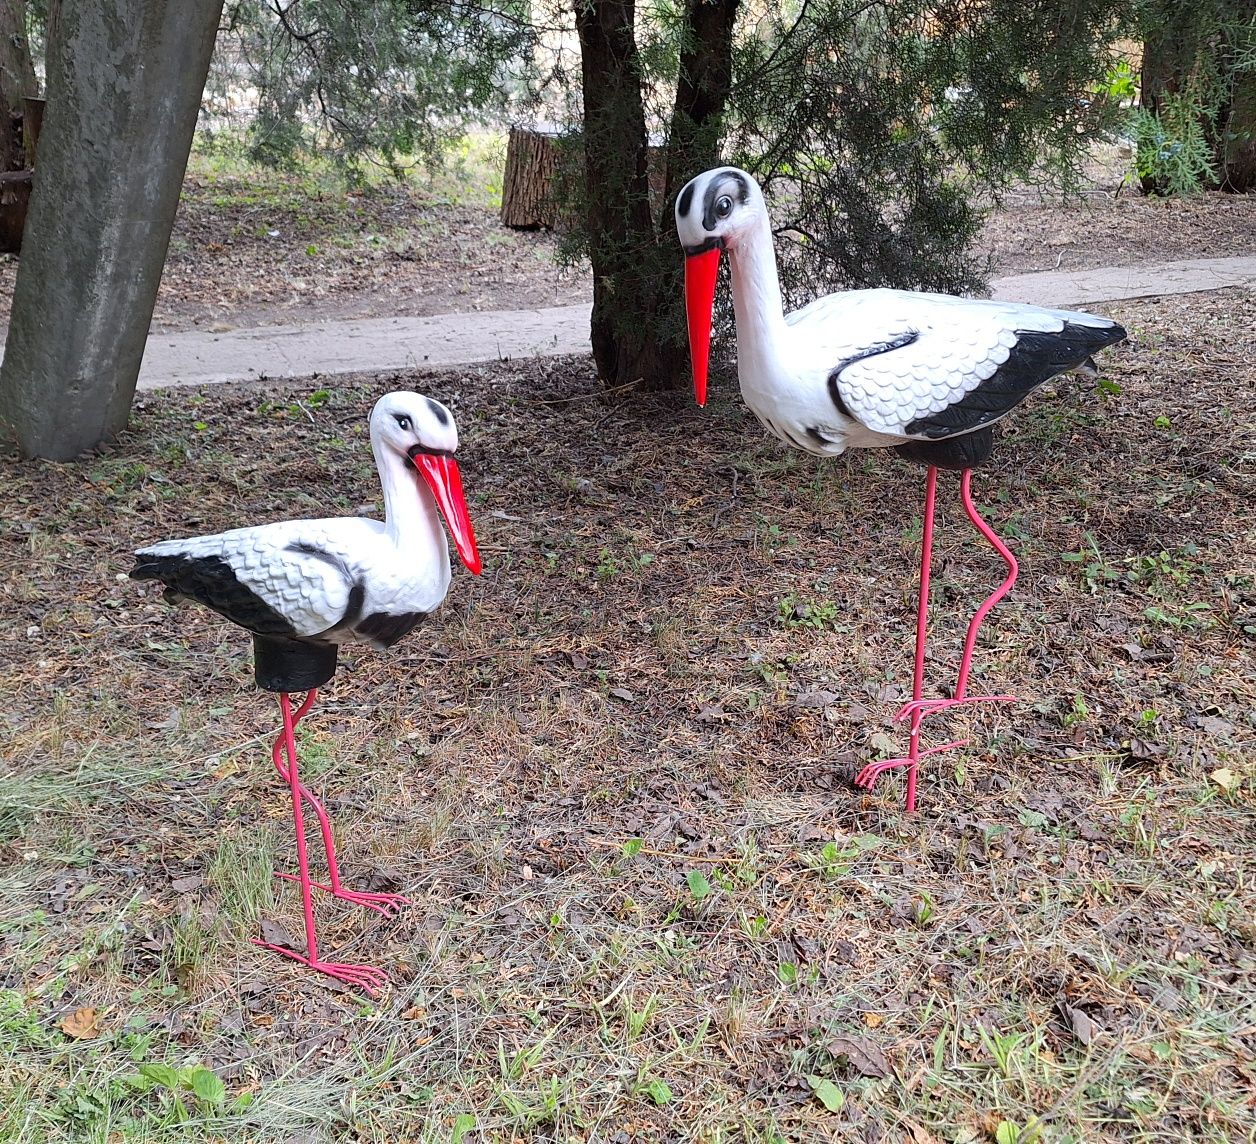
[
  {"x1": 856, "y1": 468, "x2": 1020, "y2": 812},
  {"x1": 269, "y1": 690, "x2": 410, "y2": 917},
  {"x1": 252, "y1": 692, "x2": 391, "y2": 994},
  {"x1": 895, "y1": 469, "x2": 1019, "y2": 721},
  {"x1": 855, "y1": 466, "x2": 940, "y2": 811}
]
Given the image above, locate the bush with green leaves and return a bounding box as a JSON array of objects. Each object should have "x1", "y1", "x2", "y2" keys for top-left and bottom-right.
[{"x1": 1135, "y1": 0, "x2": 1256, "y2": 194}]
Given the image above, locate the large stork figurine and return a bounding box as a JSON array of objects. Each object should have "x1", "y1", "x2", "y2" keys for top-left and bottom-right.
[
  {"x1": 132, "y1": 392, "x2": 481, "y2": 991},
  {"x1": 675, "y1": 167, "x2": 1125, "y2": 812}
]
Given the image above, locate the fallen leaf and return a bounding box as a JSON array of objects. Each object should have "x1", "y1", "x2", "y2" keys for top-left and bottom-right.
[
  {"x1": 1195, "y1": 715, "x2": 1235, "y2": 738},
  {"x1": 258, "y1": 919, "x2": 301, "y2": 952},
  {"x1": 1210, "y1": 767, "x2": 1241, "y2": 793},
  {"x1": 608, "y1": 686, "x2": 634, "y2": 703},
  {"x1": 60, "y1": 1006, "x2": 102, "y2": 1040},
  {"x1": 1123, "y1": 737, "x2": 1164, "y2": 763},
  {"x1": 170, "y1": 875, "x2": 203, "y2": 894},
  {"x1": 1059, "y1": 1001, "x2": 1102, "y2": 1046},
  {"x1": 828, "y1": 1033, "x2": 892, "y2": 1078},
  {"x1": 211, "y1": 757, "x2": 240, "y2": 779},
  {"x1": 905, "y1": 1121, "x2": 942, "y2": 1144},
  {"x1": 868, "y1": 732, "x2": 897, "y2": 756},
  {"x1": 806, "y1": 1074, "x2": 845, "y2": 1113},
  {"x1": 794, "y1": 690, "x2": 839, "y2": 708}
]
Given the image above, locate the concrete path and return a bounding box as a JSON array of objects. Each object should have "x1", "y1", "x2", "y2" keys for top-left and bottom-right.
[{"x1": 131, "y1": 254, "x2": 1256, "y2": 391}]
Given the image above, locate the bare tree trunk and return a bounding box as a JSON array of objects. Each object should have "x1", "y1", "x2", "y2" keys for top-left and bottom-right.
[
  {"x1": 575, "y1": 0, "x2": 739, "y2": 392},
  {"x1": 0, "y1": 0, "x2": 224, "y2": 460},
  {"x1": 1139, "y1": 0, "x2": 1256, "y2": 193},
  {"x1": 576, "y1": 0, "x2": 684, "y2": 390},
  {"x1": 663, "y1": 0, "x2": 739, "y2": 205},
  {"x1": 0, "y1": 0, "x2": 37, "y2": 171},
  {"x1": 1218, "y1": 49, "x2": 1256, "y2": 191}
]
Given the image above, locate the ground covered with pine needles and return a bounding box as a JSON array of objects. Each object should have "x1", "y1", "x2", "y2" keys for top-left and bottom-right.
[{"x1": 1, "y1": 289, "x2": 1253, "y2": 1143}]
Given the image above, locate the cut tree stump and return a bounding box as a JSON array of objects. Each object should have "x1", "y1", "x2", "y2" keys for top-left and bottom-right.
[{"x1": 501, "y1": 126, "x2": 560, "y2": 230}]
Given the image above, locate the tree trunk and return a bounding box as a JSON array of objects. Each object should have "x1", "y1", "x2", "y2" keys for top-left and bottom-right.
[
  {"x1": 576, "y1": 0, "x2": 683, "y2": 390},
  {"x1": 1217, "y1": 35, "x2": 1256, "y2": 191},
  {"x1": 663, "y1": 0, "x2": 739, "y2": 206},
  {"x1": 0, "y1": 0, "x2": 224, "y2": 460},
  {"x1": 1139, "y1": 0, "x2": 1256, "y2": 193},
  {"x1": 501, "y1": 126, "x2": 560, "y2": 229},
  {"x1": 0, "y1": 0, "x2": 37, "y2": 173},
  {"x1": 1138, "y1": 11, "x2": 1197, "y2": 194}
]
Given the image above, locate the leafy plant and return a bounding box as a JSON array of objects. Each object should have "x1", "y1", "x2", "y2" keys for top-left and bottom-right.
[
  {"x1": 778, "y1": 594, "x2": 844, "y2": 631},
  {"x1": 126, "y1": 1061, "x2": 230, "y2": 1123},
  {"x1": 1132, "y1": 91, "x2": 1219, "y2": 195},
  {"x1": 686, "y1": 869, "x2": 713, "y2": 902}
]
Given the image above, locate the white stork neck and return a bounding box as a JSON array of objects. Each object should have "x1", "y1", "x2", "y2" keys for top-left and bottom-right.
[
  {"x1": 727, "y1": 215, "x2": 789, "y2": 378},
  {"x1": 375, "y1": 443, "x2": 448, "y2": 561}
]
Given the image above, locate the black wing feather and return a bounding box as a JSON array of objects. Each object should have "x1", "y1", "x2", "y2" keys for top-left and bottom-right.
[
  {"x1": 906, "y1": 321, "x2": 1126, "y2": 440},
  {"x1": 130, "y1": 553, "x2": 297, "y2": 637},
  {"x1": 355, "y1": 610, "x2": 427, "y2": 648}
]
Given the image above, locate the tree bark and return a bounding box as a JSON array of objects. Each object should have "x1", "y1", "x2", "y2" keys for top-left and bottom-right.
[
  {"x1": 0, "y1": 0, "x2": 37, "y2": 172},
  {"x1": 663, "y1": 0, "x2": 739, "y2": 206},
  {"x1": 0, "y1": 0, "x2": 224, "y2": 460},
  {"x1": 1139, "y1": 0, "x2": 1256, "y2": 193},
  {"x1": 576, "y1": 0, "x2": 683, "y2": 390},
  {"x1": 1217, "y1": 35, "x2": 1256, "y2": 191}
]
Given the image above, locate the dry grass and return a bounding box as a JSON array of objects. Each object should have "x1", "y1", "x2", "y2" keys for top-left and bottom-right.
[{"x1": 0, "y1": 289, "x2": 1253, "y2": 1143}]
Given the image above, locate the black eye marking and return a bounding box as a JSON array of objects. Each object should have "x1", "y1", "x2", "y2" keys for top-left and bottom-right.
[
  {"x1": 715, "y1": 195, "x2": 733, "y2": 218},
  {"x1": 701, "y1": 170, "x2": 750, "y2": 230},
  {"x1": 677, "y1": 181, "x2": 696, "y2": 218},
  {"x1": 425, "y1": 397, "x2": 451, "y2": 427},
  {"x1": 394, "y1": 414, "x2": 412, "y2": 431}
]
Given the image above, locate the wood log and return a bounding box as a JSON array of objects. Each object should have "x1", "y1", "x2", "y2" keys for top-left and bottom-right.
[{"x1": 500, "y1": 126, "x2": 560, "y2": 230}]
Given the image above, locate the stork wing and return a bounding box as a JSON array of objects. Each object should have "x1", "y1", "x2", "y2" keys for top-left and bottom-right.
[
  {"x1": 812, "y1": 291, "x2": 1124, "y2": 439},
  {"x1": 133, "y1": 520, "x2": 359, "y2": 638}
]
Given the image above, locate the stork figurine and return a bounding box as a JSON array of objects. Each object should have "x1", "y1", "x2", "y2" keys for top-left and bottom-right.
[
  {"x1": 675, "y1": 167, "x2": 1125, "y2": 812},
  {"x1": 131, "y1": 392, "x2": 481, "y2": 992}
]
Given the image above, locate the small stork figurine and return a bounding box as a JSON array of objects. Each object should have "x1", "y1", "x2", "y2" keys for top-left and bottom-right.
[{"x1": 132, "y1": 392, "x2": 482, "y2": 992}]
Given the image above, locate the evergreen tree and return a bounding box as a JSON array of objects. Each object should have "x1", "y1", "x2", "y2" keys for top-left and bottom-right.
[{"x1": 1136, "y1": 0, "x2": 1256, "y2": 194}]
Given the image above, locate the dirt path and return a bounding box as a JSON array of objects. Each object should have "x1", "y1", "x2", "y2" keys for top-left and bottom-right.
[{"x1": 125, "y1": 254, "x2": 1256, "y2": 390}]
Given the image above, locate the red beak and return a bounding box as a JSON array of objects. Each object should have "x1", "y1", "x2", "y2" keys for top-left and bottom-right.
[
  {"x1": 413, "y1": 452, "x2": 482, "y2": 575},
  {"x1": 683, "y1": 246, "x2": 722, "y2": 407}
]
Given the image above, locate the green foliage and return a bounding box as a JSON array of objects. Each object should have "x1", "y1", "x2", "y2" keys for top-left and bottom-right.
[
  {"x1": 1135, "y1": 0, "x2": 1256, "y2": 194},
  {"x1": 1132, "y1": 91, "x2": 1219, "y2": 195},
  {"x1": 724, "y1": 0, "x2": 1130, "y2": 302},
  {"x1": 212, "y1": 1, "x2": 541, "y2": 173},
  {"x1": 806, "y1": 1075, "x2": 846, "y2": 1113}
]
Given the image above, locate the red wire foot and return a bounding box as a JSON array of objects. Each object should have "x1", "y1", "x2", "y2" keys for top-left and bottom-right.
[
  {"x1": 272, "y1": 872, "x2": 410, "y2": 917},
  {"x1": 895, "y1": 694, "x2": 1018, "y2": 723},
  {"x1": 854, "y1": 740, "x2": 968, "y2": 792},
  {"x1": 252, "y1": 939, "x2": 390, "y2": 995}
]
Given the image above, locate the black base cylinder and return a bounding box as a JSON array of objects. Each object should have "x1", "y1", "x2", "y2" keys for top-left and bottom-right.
[{"x1": 253, "y1": 634, "x2": 339, "y2": 692}]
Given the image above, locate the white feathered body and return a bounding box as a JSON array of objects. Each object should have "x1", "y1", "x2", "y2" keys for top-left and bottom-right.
[
  {"x1": 136, "y1": 515, "x2": 451, "y2": 644},
  {"x1": 726, "y1": 227, "x2": 1123, "y2": 461}
]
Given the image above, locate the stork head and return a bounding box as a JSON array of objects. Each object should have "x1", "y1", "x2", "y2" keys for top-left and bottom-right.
[
  {"x1": 674, "y1": 167, "x2": 764, "y2": 405},
  {"x1": 371, "y1": 391, "x2": 482, "y2": 575}
]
